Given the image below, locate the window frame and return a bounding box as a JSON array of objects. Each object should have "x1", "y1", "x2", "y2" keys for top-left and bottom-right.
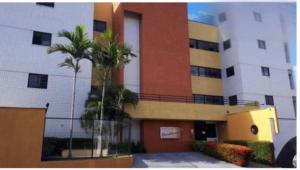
[
  {"x1": 228, "y1": 95, "x2": 238, "y2": 105},
  {"x1": 253, "y1": 12, "x2": 262, "y2": 22},
  {"x1": 189, "y1": 38, "x2": 219, "y2": 52},
  {"x1": 27, "y1": 73, "x2": 48, "y2": 89},
  {"x1": 288, "y1": 70, "x2": 295, "y2": 89},
  {"x1": 265, "y1": 95, "x2": 274, "y2": 106},
  {"x1": 36, "y1": 2, "x2": 55, "y2": 8},
  {"x1": 223, "y1": 39, "x2": 231, "y2": 50},
  {"x1": 219, "y1": 12, "x2": 226, "y2": 23},
  {"x1": 190, "y1": 65, "x2": 221, "y2": 79},
  {"x1": 226, "y1": 66, "x2": 235, "y2": 77},
  {"x1": 261, "y1": 66, "x2": 270, "y2": 77},
  {"x1": 93, "y1": 20, "x2": 107, "y2": 33},
  {"x1": 258, "y1": 40, "x2": 266, "y2": 49},
  {"x1": 32, "y1": 31, "x2": 52, "y2": 46},
  {"x1": 193, "y1": 94, "x2": 224, "y2": 105}
]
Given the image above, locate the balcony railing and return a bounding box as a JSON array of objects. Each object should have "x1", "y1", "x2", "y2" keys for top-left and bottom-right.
[{"x1": 138, "y1": 93, "x2": 259, "y2": 106}]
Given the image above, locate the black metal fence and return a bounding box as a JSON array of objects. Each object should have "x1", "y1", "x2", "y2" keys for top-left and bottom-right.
[
  {"x1": 138, "y1": 93, "x2": 260, "y2": 106},
  {"x1": 41, "y1": 118, "x2": 131, "y2": 161}
]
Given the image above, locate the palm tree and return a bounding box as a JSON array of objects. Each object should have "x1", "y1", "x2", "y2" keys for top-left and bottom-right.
[
  {"x1": 47, "y1": 25, "x2": 92, "y2": 157},
  {"x1": 90, "y1": 30, "x2": 136, "y2": 156}
]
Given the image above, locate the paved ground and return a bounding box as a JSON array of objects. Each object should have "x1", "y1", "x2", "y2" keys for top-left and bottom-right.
[{"x1": 132, "y1": 152, "x2": 240, "y2": 168}]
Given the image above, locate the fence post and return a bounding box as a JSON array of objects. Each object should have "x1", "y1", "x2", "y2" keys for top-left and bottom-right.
[{"x1": 91, "y1": 119, "x2": 95, "y2": 159}]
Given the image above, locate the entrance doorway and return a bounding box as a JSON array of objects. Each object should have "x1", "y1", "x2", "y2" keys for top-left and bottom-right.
[{"x1": 194, "y1": 121, "x2": 217, "y2": 141}]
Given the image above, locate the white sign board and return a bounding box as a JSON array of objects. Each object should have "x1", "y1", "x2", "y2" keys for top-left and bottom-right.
[{"x1": 160, "y1": 127, "x2": 181, "y2": 139}]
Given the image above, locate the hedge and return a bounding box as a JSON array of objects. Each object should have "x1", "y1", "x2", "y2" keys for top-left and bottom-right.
[
  {"x1": 193, "y1": 141, "x2": 253, "y2": 167},
  {"x1": 225, "y1": 140, "x2": 275, "y2": 165}
]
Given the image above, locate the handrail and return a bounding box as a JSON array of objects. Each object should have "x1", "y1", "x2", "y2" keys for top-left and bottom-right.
[{"x1": 137, "y1": 93, "x2": 259, "y2": 106}]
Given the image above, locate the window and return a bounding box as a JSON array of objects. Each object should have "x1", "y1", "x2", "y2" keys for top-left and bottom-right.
[
  {"x1": 189, "y1": 39, "x2": 219, "y2": 52},
  {"x1": 32, "y1": 31, "x2": 52, "y2": 46},
  {"x1": 193, "y1": 94, "x2": 224, "y2": 105},
  {"x1": 265, "y1": 95, "x2": 274, "y2": 106},
  {"x1": 94, "y1": 20, "x2": 106, "y2": 32},
  {"x1": 226, "y1": 66, "x2": 234, "y2": 77},
  {"x1": 36, "y1": 3, "x2": 54, "y2": 8},
  {"x1": 219, "y1": 12, "x2": 226, "y2": 23},
  {"x1": 191, "y1": 66, "x2": 198, "y2": 76},
  {"x1": 189, "y1": 39, "x2": 197, "y2": 48},
  {"x1": 288, "y1": 70, "x2": 295, "y2": 89},
  {"x1": 261, "y1": 67, "x2": 270, "y2": 77},
  {"x1": 228, "y1": 95, "x2": 237, "y2": 105},
  {"x1": 253, "y1": 12, "x2": 262, "y2": 22},
  {"x1": 223, "y1": 39, "x2": 231, "y2": 50},
  {"x1": 258, "y1": 40, "x2": 266, "y2": 49},
  {"x1": 190, "y1": 66, "x2": 221, "y2": 79},
  {"x1": 28, "y1": 73, "x2": 48, "y2": 89},
  {"x1": 293, "y1": 96, "x2": 296, "y2": 117},
  {"x1": 284, "y1": 43, "x2": 290, "y2": 63}
]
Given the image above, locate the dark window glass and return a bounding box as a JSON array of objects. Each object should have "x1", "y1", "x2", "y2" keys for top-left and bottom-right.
[
  {"x1": 191, "y1": 66, "x2": 221, "y2": 79},
  {"x1": 36, "y1": 3, "x2": 54, "y2": 7},
  {"x1": 28, "y1": 73, "x2": 48, "y2": 89},
  {"x1": 265, "y1": 95, "x2": 274, "y2": 106},
  {"x1": 193, "y1": 94, "x2": 224, "y2": 105},
  {"x1": 229, "y1": 95, "x2": 237, "y2": 105},
  {"x1": 189, "y1": 39, "x2": 197, "y2": 48},
  {"x1": 293, "y1": 96, "x2": 296, "y2": 117},
  {"x1": 251, "y1": 125, "x2": 259, "y2": 135},
  {"x1": 261, "y1": 67, "x2": 270, "y2": 76},
  {"x1": 223, "y1": 39, "x2": 231, "y2": 50},
  {"x1": 253, "y1": 12, "x2": 262, "y2": 22},
  {"x1": 258, "y1": 40, "x2": 266, "y2": 49},
  {"x1": 32, "y1": 31, "x2": 52, "y2": 46},
  {"x1": 206, "y1": 124, "x2": 217, "y2": 138},
  {"x1": 191, "y1": 66, "x2": 198, "y2": 76},
  {"x1": 284, "y1": 43, "x2": 290, "y2": 63},
  {"x1": 219, "y1": 12, "x2": 226, "y2": 22},
  {"x1": 288, "y1": 70, "x2": 295, "y2": 89},
  {"x1": 226, "y1": 66, "x2": 234, "y2": 77},
  {"x1": 94, "y1": 20, "x2": 106, "y2": 32},
  {"x1": 189, "y1": 39, "x2": 219, "y2": 52}
]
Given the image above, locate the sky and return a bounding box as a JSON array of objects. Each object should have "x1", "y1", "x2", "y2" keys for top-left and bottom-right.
[{"x1": 187, "y1": 3, "x2": 297, "y2": 67}]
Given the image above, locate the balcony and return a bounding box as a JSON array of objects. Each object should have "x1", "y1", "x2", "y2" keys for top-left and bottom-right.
[{"x1": 124, "y1": 93, "x2": 260, "y2": 121}]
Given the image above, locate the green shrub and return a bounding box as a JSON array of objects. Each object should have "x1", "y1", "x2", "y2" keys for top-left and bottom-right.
[
  {"x1": 193, "y1": 140, "x2": 206, "y2": 152},
  {"x1": 193, "y1": 141, "x2": 253, "y2": 167},
  {"x1": 225, "y1": 140, "x2": 275, "y2": 165}
]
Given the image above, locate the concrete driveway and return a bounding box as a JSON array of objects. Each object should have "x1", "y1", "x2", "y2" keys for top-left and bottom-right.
[{"x1": 132, "y1": 152, "x2": 239, "y2": 168}]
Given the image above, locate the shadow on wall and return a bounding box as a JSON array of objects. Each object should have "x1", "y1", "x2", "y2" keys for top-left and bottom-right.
[{"x1": 276, "y1": 137, "x2": 296, "y2": 168}]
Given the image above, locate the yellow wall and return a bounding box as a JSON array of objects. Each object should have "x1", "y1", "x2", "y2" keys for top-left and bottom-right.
[
  {"x1": 219, "y1": 107, "x2": 279, "y2": 142},
  {"x1": 191, "y1": 76, "x2": 223, "y2": 96},
  {"x1": 0, "y1": 107, "x2": 133, "y2": 168},
  {"x1": 125, "y1": 101, "x2": 259, "y2": 121},
  {"x1": 188, "y1": 21, "x2": 218, "y2": 42},
  {"x1": 190, "y1": 48, "x2": 221, "y2": 69},
  {"x1": 188, "y1": 20, "x2": 223, "y2": 97}
]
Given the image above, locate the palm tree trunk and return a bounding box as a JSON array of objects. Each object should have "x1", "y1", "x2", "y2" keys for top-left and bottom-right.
[
  {"x1": 96, "y1": 70, "x2": 107, "y2": 157},
  {"x1": 68, "y1": 67, "x2": 78, "y2": 158}
]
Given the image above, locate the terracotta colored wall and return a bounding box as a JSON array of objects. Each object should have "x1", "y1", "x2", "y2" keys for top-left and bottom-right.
[
  {"x1": 0, "y1": 107, "x2": 133, "y2": 168},
  {"x1": 142, "y1": 120, "x2": 194, "y2": 152},
  {"x1": 112, "y1": 3, "x2": 192, "y2": 96}
]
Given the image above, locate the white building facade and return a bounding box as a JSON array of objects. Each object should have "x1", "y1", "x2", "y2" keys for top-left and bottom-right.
[
  {"x1": 214, "y1": 3, "x2": 296, "y2": 163},
  {"x1": 0, "y1": 3, "x2": 94, "y2": 119}
]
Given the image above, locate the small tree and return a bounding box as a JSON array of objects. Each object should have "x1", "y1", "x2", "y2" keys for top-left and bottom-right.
[
  {"x1": 84, "y1": 30, "x2": 136, "y2": 156},
  {"x1": 47, "y1": 25, "x2": 92, "y2": 157}
]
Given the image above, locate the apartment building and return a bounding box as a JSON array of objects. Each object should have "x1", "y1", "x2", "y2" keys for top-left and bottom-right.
[
  {"x1": 0, "y1": 2, "x2": 294, "y2": 166},
  {"x1": 212, "y1": 3, "x2": 296, "y2": 160},
  {"x1": 0, "y1": 3, "x2": 93, "y2": 119}
]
